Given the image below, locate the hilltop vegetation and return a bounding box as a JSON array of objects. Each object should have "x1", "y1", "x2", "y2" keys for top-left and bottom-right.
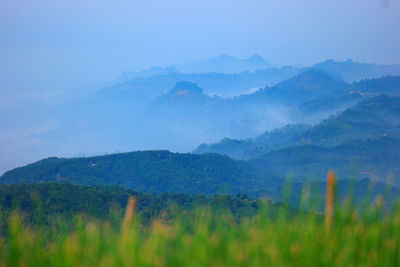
[{"x1": 0, "y1": 151, "x2": 257, "y2": 196}]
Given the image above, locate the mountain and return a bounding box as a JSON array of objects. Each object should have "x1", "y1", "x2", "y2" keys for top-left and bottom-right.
[
  {"x1": 311, "y1": 59, "x2": 400, "y2": 82},
  {"x1": 296, "y1": 75, "x2": 400, "y2": 117},
  {"x1": 117, "y1": 66, "x2": 178, "y2": 82},
  {"x1": 145, "y1": 81, "x2": 300, "y2": 143},
  {"x1": 117, "y1": 59, "x2": 400, "y2": 90},
  {"x1": 13, "y1": 73, "x2": 398, "y2": 178},
  {"x1": 176, "y1": 54, "x2": 274, "y2": 74},
  {"x1": 249, "y1": 137, "x2": 400, "y2": 185},
  {"x1": 109, "y1": 61, "x2": 400, "y2": 101},
  {"x1": 147, "y1": 74, "x2": 353, "y2": 145},
  {"x1": 244, "y1": 69, "x2": 348, "y2": 105},
  {"x1": 0, "y1": 151, "x2": 259, "y2": 196},
  {"x1": 348, "y1": 75, "x2": 400, "y2": 96},
  {"x1": 155, "y1": 81, "x2": 212, "y2": 106},
  {"x1": 194, "y1": 95, "x2": 400, "y2": 159},
  {"x1": 195, "y1": 124, "x2": 313, "y2": 160},
  {"x1": 112, "y1": 65, "x2": 302, "y2": 98}
]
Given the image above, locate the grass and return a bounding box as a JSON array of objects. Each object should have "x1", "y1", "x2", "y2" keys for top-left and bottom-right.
[{"x1": 1, "y1": 173, "x2": 400, "y2": 266}]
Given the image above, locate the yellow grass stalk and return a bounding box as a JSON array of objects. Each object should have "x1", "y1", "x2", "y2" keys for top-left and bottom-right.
[
  {"x1": 325, "y1": 170, "x2": 335, "y2": 230},
  {"x1": 122, "y1": 197, "x2": 137, "y2": 234}
]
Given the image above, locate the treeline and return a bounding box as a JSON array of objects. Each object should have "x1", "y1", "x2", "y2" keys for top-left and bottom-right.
[{"x1": 0, "y1": 183, "x2": 291, "y2": 236}]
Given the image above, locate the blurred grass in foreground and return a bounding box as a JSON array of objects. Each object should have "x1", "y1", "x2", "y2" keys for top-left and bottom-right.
[
  {"x1": 1, "y1": 172, "x2": 400, "y2": 266},
  {"x1": 1, "y1": 203, "x2": 400, "y2": 265}
]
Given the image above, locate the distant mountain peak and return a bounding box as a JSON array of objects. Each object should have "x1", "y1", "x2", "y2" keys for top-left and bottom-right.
[
  {"x1": 215, "y1": 54, "x2": 234, "y2": 60},
  {"x1": 248, "y1": 53, "x2": 267, "y2": 64},
  {"x1": 156, "y1": 81, "x2": 208, "y2": 105},
  {"x1": 279, "y1": 69, "x2": 344, "y2": 89},
  {"x1": 246, "y1": 69, "x2": 348, "y2": 104},
  {"x1": 311, "y1": 59, "x2": 400, "y2": 82},
  {"x1": 116, "y1": 66, "x2": 177, "y2": 82},
  {"x1": 298, "y1": 69, "x2": 339, "y2": 80},
  {"x1": 171, "y1": 81, "x2": 203, "y2": 94},
  {"x1": 177, "y1": 54, "x2": 273, "y2": 74}
]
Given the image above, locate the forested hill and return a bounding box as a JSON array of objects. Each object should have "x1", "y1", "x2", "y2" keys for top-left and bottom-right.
[
  {"x1": 0, "y1": 151, "x2": 258, "y2": 196},
  {"x1": 249, "y1": 136, "x2": 400, "y2": 185},
  {"x1": 310, "y1": 59, "x2": 400, "y2": 82},
  {"x1": 245, "y1": 69, "x2": 348, "y2": 104},
  {"x1": 2, "y1": 138, "x2": 400, "y2": 202}
]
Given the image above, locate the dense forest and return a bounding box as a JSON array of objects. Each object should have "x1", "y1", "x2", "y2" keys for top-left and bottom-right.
[
  {"x1": 0, "y1": 183, "x2": 292, "y2": 237},
  {"x1": 0, "y1": 152, "x2": 260, "y2": 196}
]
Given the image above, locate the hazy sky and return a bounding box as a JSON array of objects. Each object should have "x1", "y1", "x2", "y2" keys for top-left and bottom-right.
[{"x1": 1, "y1": 0, "x2": 400, "y2": 104}]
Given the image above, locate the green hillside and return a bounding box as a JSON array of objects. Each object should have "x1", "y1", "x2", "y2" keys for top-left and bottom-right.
[
  {"x1": 2, "y1": 139, "x2": 399, "y2": 204},
  {"x1": 0, "y1": 151, "x2": 258, "y2": 196}
]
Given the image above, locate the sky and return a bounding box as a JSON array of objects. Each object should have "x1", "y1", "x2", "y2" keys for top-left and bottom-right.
[{"x1": 1, "y1": 0, "x2": 400, "y2": 105}]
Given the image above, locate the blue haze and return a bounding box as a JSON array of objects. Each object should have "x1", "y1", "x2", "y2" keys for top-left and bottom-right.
[{"x1": 1, "y1": 0, "x2": 400, "y2": 174}]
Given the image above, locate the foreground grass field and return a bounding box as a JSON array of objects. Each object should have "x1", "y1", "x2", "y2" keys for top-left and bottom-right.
[
  {"x1": 0, "y1": 173, "x2": 399, "y2": 266},
  {"x1": 1, "y1": 200, "x2": 400, "y2": 266}
]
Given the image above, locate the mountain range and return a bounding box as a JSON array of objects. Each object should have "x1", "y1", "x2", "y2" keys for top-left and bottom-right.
[
  {"x1": 312, "y1": 59, "x2": 400, "y2": 82},
  {"x1": 176, "y1": 54, "x2": 274, "y2": 74},
  {"x1": 1, "y1": 55, "x2": 400, "y2": 181},
  {"x1": 2, "y1": 94, "x2": 400, "y2": 205},
  {"x1": 195, "y1": 95, "x2": 400, "y2": 160}
]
